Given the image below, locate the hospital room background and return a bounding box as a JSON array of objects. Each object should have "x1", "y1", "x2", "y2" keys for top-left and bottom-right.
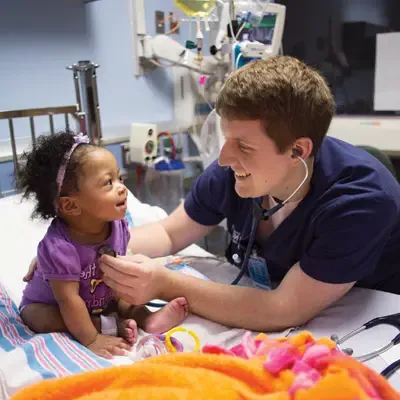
[
  {"x1": 1, "y1": 0, "x2": 400, "y2": 256},
  {"x1": 2, "y1": 1, "x2": 400, "y2": 397}
]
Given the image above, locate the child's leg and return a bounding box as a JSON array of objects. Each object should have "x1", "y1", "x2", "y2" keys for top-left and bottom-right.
[
  {"x1": 117, "y1": 297, "x2": 189, "y2": 335},
  {"x1": 20, "y1": 303, "x2": 101, "y2": 334}
]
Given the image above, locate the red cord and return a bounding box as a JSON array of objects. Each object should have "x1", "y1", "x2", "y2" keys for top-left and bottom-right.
[{"x1": 157, "y1": 131, "x2": 176, "y2": 159}]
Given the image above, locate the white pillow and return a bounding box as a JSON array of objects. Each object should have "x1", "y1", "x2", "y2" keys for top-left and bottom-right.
[
  {"x1": 0, "y1": 190, "x2": 168, "y2": 306},
  {"x1": 126, "y1": 190, "x2": 168, "y2": 226}
]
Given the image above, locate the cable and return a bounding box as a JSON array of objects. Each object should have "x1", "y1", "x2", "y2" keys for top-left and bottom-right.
[
  {"x1": 135, "y1": 165, "x2": 144, "y2": 201},
  {"x1": 149, "y1": 59, "x2": 175, "y2": 68},
  {"x1": 195, "y1": 15, "x2": 204, "y2": 60},
  {"x1": 231, "y1": 213, "x2": 257, "y2": 285},
  {"x1": 228, "y1": 5, "x2": 237, "y2": 43},
  {"x1": 195, "y1": 74, "x2": 214, "y2": 110},
  {"x1": 256, "y1": 0, "x2": 271, "y2": 15},
  {"x1": 159, "y1": 13, "x2": 181, "y2": 36},
  {"x1": 235, "y1": 20, "x2": 247, "y2": 40},
  {"x1": 236, "y1": 53, "x2": 243, "y2": 70},
  {"x1": 166, "y1": 21, "x2": 181, "y2": 36},
  {"x1": 157, "y1": 131, "x2": 176, "y2": 159},
  {"x1": 200, "y1": 91, "x2": 213, "y2": 110},
  {"x1": 282, "y1": 157, "x2": 309, "y2": 204}
]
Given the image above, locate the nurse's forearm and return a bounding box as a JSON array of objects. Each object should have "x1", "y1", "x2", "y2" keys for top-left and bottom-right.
[
  {"x1": 159, "y1": 272, "x2": 296, "y2": 331},
  {"x1": 128, "y1": 222, "x2": 173, "y2": 258}
]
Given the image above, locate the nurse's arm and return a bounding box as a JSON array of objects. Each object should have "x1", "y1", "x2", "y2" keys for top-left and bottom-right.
[
  {"x1": 160, "y1": 262, "x2": 356, "y2": 331},
  {"x1": 127, "y1": 203, "x2": 217, "y2": 258}
]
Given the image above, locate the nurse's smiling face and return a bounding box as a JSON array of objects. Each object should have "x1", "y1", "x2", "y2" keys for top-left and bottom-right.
[{"x1": 218, "y1": 118, "x2": 308, "y2": 201}]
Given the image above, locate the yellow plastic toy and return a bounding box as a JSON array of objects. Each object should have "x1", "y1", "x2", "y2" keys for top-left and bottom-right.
[{"x1": 165, "y1": 327, "x2": 201, "y2": 353}]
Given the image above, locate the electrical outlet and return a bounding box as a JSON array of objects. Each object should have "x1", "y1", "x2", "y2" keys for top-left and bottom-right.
[
  {"x1": 169, "y1": 11, "x2": 180, "y2": 34},
  {"x1": 155, "y1": 10, "x2": 165, "y2": 34}
]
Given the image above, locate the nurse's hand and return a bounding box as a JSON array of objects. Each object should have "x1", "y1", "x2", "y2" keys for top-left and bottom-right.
[
  {"x1": 99, "y1": 254, "x2": 165, "y2": 305},
  {"x1": 23, "y1": 256, "x2": 38, "y2": 282}
]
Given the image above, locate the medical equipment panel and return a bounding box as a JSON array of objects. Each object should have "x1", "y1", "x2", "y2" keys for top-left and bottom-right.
[{"x1": 128, "y1": 123, "x2": 158, "y2": 165}]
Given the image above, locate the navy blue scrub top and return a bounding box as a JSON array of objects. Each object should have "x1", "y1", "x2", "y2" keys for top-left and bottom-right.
[{"x1": 184, "y1": 136, "x2": 400, "y2": 294}]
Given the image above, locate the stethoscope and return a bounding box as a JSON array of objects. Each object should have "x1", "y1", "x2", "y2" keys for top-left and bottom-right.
[
  {"x1": 331, "y1": 313, "x2": 400, "y2": 379},
  {"x1": 230, "y1": 150, "x2": 309, "y2": 285}
]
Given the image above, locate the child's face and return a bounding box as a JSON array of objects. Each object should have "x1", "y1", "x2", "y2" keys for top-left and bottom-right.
[{"x1": 73, "y1": 148, "x2": 128, "y2": 222}]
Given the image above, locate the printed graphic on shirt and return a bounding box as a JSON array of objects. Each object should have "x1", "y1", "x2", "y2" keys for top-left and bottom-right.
[
  {"x1": 88, "y1": 291, "x2": 115, "y2": 315},
  {"x1": 90, "y1": 278, "x2": 103, "y2": 294},
  {"x1": 80, "y1": 255, "x2": 118, "y2": 314}
]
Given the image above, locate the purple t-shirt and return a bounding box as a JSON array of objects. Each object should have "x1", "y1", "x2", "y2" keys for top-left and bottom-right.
[{"x1": 20, "y1": 217, "x2": 130, "y2": 314}]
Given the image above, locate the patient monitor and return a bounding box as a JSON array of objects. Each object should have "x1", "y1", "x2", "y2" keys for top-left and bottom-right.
[{"x1": 232, "y1": 2, "x2": 286, "y2": 70}]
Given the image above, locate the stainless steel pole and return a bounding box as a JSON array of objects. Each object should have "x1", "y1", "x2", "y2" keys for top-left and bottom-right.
[{"x1": 66, "y1": 61, "x2": 102, "y2": 145}]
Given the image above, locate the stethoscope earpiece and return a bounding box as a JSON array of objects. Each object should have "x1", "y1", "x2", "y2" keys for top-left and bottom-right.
[{"x1": 291, "y1": 148, "x2": 302, "y2": 159}]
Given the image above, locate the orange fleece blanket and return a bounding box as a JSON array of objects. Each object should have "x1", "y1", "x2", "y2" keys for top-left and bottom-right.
[{"x1": 11, "y1": 331, "x2": 400, "y2": 400}]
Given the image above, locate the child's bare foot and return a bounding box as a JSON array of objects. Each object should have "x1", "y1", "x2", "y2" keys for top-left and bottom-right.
[
  {"x1": 144, "y1": 297, "x2": 188, "y2": 334},
  {"x1": 118, "y1": 319, "x2": 138, "y2": 344}
]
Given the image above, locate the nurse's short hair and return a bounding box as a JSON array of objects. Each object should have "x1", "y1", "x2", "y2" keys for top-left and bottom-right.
[{"x1": 215, "y1": 56, "x2": 335, "y2": 156}]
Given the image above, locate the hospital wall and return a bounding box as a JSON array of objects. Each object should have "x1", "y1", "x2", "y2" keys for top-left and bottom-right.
[
  {"x1": 0, "y1": 0, "x2": 190, "y2": 142},
  {"x1": 0, "y1": 0, "x2": 204, "y2": 194},
  {"x1": 0, "y1": 0, "x2": 92, "y2": 141}
]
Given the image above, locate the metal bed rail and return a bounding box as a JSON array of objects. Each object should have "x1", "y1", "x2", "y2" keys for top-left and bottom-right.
[
  {"x1": 0, "y1": 59, "x2": 103, "y2": 197},
  {"x1": 0, "y1": 105, "x2": 84, "y2": 197},
  {"x1": 0, "y1": 60, "x2": 103, "y2": 197},
  {"x1": 0, "y1": 104, "x2": 83, "y2": 176}
]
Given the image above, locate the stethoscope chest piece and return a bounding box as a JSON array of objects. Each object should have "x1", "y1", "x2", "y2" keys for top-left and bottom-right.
[
  {"x1": 97, "y1": 245, "x2": 117, "y2": 259},
  {"x1": 96, "y1": 245, "x2": 117, "y2": 280}
]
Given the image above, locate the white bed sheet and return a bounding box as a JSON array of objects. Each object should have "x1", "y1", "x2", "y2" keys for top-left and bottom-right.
[{"x1": 1, "y1": 191, "x2": 400, "y2": 395}]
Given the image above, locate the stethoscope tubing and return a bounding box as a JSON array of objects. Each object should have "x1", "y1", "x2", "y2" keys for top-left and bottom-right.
[{"x1": 230, "y1": 156, "x2": 309, "y2": 285}]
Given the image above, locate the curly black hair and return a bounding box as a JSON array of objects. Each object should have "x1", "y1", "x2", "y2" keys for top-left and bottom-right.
[{"x1": 15, "y1": 131, "x2": 96, "y2": 220}]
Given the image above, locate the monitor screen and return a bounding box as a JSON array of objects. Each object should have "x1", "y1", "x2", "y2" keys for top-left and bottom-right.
[{"x1": 249, "y1": 13, "x2": 277, "y2": 44}]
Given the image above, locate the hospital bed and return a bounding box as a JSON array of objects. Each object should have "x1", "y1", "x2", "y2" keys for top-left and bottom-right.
[{"x1": 1, "y1": 188, "x2": 400, "y2": 398}]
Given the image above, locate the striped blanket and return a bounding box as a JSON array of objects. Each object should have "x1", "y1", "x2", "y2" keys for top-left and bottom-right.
[{"x1": 0, "y1": 282, "x2": 113, "y2": 399}]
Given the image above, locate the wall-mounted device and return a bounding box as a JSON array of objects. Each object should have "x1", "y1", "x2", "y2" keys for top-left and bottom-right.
[
  {"x1": 233, "y1": 3, "x2": 286, "y2": 70},
  {"x1": 155, "y1": 10, "x2": 165, "y2": 34},
  {"x1": 129, "y1": 123, "x2": 158, "y2": 164}
]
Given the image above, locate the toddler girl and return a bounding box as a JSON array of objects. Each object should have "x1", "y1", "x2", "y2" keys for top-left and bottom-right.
[{"x1": 17, "y1": 131, "x2": 188, "y2": 359}]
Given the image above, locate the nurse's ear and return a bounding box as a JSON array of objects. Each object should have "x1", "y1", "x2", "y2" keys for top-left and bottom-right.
[
  {"x1": 291, "y1": 148, "x2": 302, "y2": 159},
  {"x1": 290, "y1": 138, "x2": 313, "y2": 161}
]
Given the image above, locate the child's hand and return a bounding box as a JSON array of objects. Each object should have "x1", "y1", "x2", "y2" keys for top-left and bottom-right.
[{"x1": 87, "y1": 334, "x2": 131, "y2": 359}]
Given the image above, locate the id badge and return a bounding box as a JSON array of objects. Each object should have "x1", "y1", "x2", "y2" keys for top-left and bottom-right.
[{"x1": 247, "y1": 253, "x2": 271, "y2": 290}]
